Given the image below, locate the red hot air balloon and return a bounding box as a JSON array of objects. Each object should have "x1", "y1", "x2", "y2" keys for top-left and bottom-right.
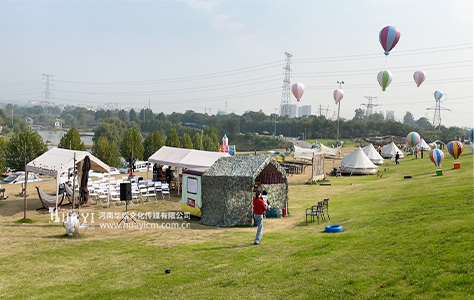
[
  {"x1": 379, "y1": 26, "x2": 401, "y2": 56},
  {"x1": 291, "y1": 82, "x2": 305, "y2": 102}
]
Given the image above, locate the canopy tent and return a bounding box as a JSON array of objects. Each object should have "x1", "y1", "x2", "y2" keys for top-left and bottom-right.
[
  {"x1": 148, "y1": 146, "x2": 230, "y2": 194},
  {"x1": 362, "y1": 144, "x2": 385, "y2": 165},
  {"x1": 293, "y1": 145, "x2": 320, "y2": 160},
  {"x1": 415, "y1": 138, "x2": 431, "y2": 151},
  {"x1": 319, "y1": 144, "x2": 342, "y2": 157},
  {"x1": 293, "y1": 144, "x2": 341, "y2": 160},
  {"x1": 339, "y1": 147, "x2": 378, "y2": 175},
  {"x1": 381, "y1": 142, "x2": 404, "y2": 159},
  {"x1": 26, "y1": 148, "x2": 110, "y2": 209}
]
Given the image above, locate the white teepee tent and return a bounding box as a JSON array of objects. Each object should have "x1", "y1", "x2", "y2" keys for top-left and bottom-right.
[
  {"x1": 415, "y1": 138, "x2": 431, "y2": 151},
  {"x1": 381, "y1": 142, "x2": 404, "y2": 159},
  {"x1": 339, "y1": 147, "x2": 378, "y2": 175},
  {"x1": 362, "y1": 144, "x2": 385, "y2": 165}
]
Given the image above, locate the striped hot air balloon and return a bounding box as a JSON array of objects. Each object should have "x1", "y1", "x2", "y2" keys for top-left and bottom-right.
[
  {"x1": 377, "y1": 70, "x2": 393, "y2": 91},
  {"x1": 406, "y1": 132, "x2": 420, "y2": 148},
  {"x1": 447, "y1": 141, "x2": 463, "y2": 160},
  {"x1": 333, "y1": 89, "x2": 344, "y2": 105},
  {"x1": 413, "y1": 70, "x2": 426, "y2": 87},
  {"x1": 434, "y1": 90, "x2": 443, "y2": 102},
  {"x1": 291, "y1": 82, "x2": 305, "y2": 102},
  {"x1": 379, "y1": 26, "x2": 401, "y2": 56},
  {"x1": 430, "y1": 149, "x2": 444, "y2": 167}
]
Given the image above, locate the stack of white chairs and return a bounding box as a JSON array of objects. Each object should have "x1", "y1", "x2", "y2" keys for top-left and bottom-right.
[
  {"x1": 161, "y1": 183, "x2": 170, "y2": 200},
  {"x1": 146, "y1": 181, "x2": 157, "y2": 203},
  {"x1": 154, "y1": 181, "x2": 162, "y2": 199},
  {"x1": 139, "y1": 183, "x2": 151, "y2": 204},
  {"x1": 109, "y1": 185, "x2": 121, "y2": 208}
]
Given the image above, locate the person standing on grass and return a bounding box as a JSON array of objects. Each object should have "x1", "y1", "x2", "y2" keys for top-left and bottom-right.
[
  {"x1": 253, "y1": 191, "x2": 267, "y2": 245},
  {"x1": 395, "y1": 151, "x2": 400, "y2": 165}
]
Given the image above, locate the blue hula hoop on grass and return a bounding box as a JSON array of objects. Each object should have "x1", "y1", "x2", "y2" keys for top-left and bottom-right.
[{"x1": 325, "y1": 225, "x2": 343, "y2": 233}]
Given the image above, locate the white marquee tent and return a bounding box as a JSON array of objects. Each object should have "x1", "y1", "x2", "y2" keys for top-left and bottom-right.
[
  {"x1": 293, "y1": 144, "x2": 341, "y2": 160},
  {"x1": 339, "y1": 147, "x2": 378, "y2": 175},
  {"x1": 381, "y1": 142, "x2": 404, "y2": 159},
  {"x1": 26, "y1": 147, "x2": 110, "y2": 209},
  {"x1": 362, "y1": 144, "x2": 385, "y2": 165},
  {"x1": 148, "y1": 146, "x2": 230, "y2": 194}
]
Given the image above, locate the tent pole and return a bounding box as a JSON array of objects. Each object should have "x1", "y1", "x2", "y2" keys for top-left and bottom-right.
[
  {"x1": 177, "y1": 165, "x2": 180, "y2": 196},
  {"x1": 72, "y1": 154, "x2": 76, "y2": 212}
]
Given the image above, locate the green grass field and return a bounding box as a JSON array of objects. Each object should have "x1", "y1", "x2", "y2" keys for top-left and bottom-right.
[{"x1": 0, "y1": 150, "x2": 473, "y2": 299}]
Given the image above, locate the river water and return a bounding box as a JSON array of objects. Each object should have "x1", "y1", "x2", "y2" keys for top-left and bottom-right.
[{"x1": 34, "y1": 129, "x2": 94, "y2": 147}]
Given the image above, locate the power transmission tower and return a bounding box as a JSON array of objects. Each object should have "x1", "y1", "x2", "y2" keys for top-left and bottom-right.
[
  {"x1": 427, "y1": 94, "x2": 450, "y2": 130},
  {"x1": 361, "y1": 96, "x2": 378, "y2": 117},
  {"x1": 42, "y1": 73, "x2": 54, "y2": 102},
  {"x1": 318, "y1": 104, "x2": 330, "y2": 117},
  {"x1": 280, "y1": 52, "x2": 292, "y2": 117}
]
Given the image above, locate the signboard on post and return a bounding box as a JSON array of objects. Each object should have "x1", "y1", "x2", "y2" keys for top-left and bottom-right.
[{"x1": 312, "y1": 152, "x2": 325, "y2": 182}]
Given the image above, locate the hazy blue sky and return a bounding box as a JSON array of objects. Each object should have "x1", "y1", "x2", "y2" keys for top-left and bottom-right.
[{"x1": 0, "y1": 0, "x2": 472, "y2": 128}]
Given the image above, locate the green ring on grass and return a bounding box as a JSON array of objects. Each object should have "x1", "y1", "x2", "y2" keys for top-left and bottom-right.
[{"x1": 325, "y1": 225, "x2": 343, "y2": 233}]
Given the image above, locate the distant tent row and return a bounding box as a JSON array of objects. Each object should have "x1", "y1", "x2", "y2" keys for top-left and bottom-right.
[{"x1": 339, "y1": 147, "x2": 378, "y2": 175}]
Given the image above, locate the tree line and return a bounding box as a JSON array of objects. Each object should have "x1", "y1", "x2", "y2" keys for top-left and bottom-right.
[{"x1": 0, "y1": 104, "x2": 468, "y2": 174}]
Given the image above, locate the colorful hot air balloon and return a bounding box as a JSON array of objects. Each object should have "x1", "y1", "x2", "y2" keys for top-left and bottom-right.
[
  {"x1": 379, "y1": 26, "x2": 401, "y2": 56},
  {"x1": 377, "y1": 70, "x2": 393, "y2": 91},
  {"x1": 333, "y1": 89, "x2": 344, "y2": 105},
  {"x1": 434, "y1": 90, "x2": 443, "y2": 102},
  {"x1": 413, "y1": 71, "x2": 426, "y2": 87},
  {"x1": 406, "y1": 132, "x2": 420, "y2": 148},
  {"x1": 291, "y1": 82, "x2": 305, "y2": 102},
  {"x1": 430, "y1": 149, "x2": 444, "y2": 167},
  {"x1": 447, "y1": 141, "x2": 463, "y2": 160}
]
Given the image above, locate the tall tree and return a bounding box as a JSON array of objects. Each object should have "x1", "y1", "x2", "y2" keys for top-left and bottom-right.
[
  {"x1": 92, "y1": 118, "x2": 127, "y2": 146},
  {"x1": 0, "y1": 137, "x2": 7, "y2": 174},
  {"x1": 385, "y1": 110, "x2": 396, "y2": 122},
  {"x1": 121, "y1": 128, "x2": 144, "y2": 161},
  {"x1": 58, "y1": 127, "x2": 86, "y2": 150},
  {"x1": 129, "y1": 109, "x2": 138, "y2": 123},
  {"x1": 403, "y1": 111, "x2": 416, "y2": 127},
  {"x1": 166, "y1": 128, "x2": 180, "y2": 147},
  {"x1": 180, "y1": 133, "x2": 193, "y2": 149},
  {"x1": 92, "y1": 137, "x2": 121, "y2": 167},
  {"x1": 192, "y1": 132, "x2": 201, "y2": 150},
  {"x1": 6, "y1": 128, "x2": 47, "y2": 171},
  {"x1": 143, "y1": 130, "x2": 164, "y2": 160}
]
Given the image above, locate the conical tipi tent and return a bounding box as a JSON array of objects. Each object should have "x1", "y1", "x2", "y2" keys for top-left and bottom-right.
[
  {"x1": 339, "y1": 147, "x2": 378, "y2": 175},
  {"x1": 415, "y1": 138, "x2": 431, "y2": 151},
  {"x1": 381, "y1": 142, "x2": 404, "y2": 159},
  {"x1": 362, "y1": 144, "x2": 385, "y2": 165}
]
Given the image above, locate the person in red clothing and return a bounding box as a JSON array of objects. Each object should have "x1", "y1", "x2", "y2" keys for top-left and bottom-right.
[{"x1": 253, "y1": 191, "x2": 267, "y2": 245}]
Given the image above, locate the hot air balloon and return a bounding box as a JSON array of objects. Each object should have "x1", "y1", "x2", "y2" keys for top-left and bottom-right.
[
  {"x1": 377, "y1": 70, "x2": 393, "y2": 91},
  {"x1": 413, "y1": 71, "x2": 426, "y2": 87},
  {"x1": 447, "y1": 140, "x2": 463, "y2": 161},
  {"x1": 406, "y1": 132, "x2": 420, "y2": 148},
  {"x1": 291, "y1": 82, "x2": 305, "y2": 102},
  {"x1": 430, "y1": 149, "x2": 444, "y2": 168},
  {"x1": 434, "y1": 90, "x2": 443, "y2": 102},
  {"x1": 379, "y1": 26, "x2": 401, "y2": 56},
  {"x1": 333, "y1": 89, "x2": 344, "y2": 105}
]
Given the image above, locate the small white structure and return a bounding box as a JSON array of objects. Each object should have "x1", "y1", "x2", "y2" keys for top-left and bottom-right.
[
  {"x1": 340, "y1": 147, "x2": 378, "y2": 175},
  {"x1": 362, "y1": 144, "x2": 385, "y2": 165},
  {"x1": 415, "y1": 138, "x2": 431, "y2": 151},
  {"x1": 381, "y1": 142, "x2": 404, "y2": 159}
]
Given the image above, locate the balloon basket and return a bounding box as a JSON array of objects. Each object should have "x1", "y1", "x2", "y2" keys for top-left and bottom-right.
[
  {"x1": 436, "y1": 169, "x2": 443, "y2": 176},
  {"x1": 471, "y1": 149, "x2": 474, "y2": 154},
  {"x1": 454, "y1": 162, "x2": 461, "y2": 169}
]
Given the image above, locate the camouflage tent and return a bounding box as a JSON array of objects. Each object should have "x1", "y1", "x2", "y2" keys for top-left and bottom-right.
[{"x1": 200, "y1": 154, "x2": 288, "y2": 227}]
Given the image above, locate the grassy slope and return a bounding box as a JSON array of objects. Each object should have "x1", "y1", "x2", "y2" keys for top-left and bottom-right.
[{"x1": 0, "y1": 151, "x2": 473, "y2": 300}]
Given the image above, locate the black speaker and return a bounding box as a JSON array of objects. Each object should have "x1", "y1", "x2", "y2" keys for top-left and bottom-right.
[{"x1": 120, "y1": 182, "x2": 132, "y2": 201}]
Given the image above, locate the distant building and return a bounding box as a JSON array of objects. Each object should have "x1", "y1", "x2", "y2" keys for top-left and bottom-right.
[
  {"x1": 280, "y1": 104, "x2": 297, "y2": 118},
  {"x1": 298, "y1": 105, "x2": 311, "y2": 117},
  {"x1": 54, "y1": 120, "x2": 62, "y2": 129}
]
